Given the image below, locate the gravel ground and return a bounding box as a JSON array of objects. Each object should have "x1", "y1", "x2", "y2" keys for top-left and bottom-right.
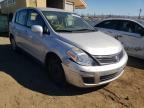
[{"x1": 0, "y1": 36, "x2": 144, "y2": 108}]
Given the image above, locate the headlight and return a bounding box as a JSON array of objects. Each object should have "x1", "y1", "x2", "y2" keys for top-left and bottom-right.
[{"x1": 67, "y1": 48, "x2": 97, "y2": 66}]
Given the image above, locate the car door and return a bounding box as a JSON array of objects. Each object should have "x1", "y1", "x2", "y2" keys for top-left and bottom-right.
[
  {"x1": 14, "y1": 10, "x2": 29, "y2": 50},
  {"x1": 25, "y1": 10, "x2": 49, "y2": 60},
  {"x1": 94, "y1": 20, "x2": 119, "y2": 37},
  {"x1": 116, "y1": 20, "x2": 144, "y2": 59}
]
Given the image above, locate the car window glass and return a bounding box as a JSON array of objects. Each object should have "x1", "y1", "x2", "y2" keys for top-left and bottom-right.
[
  {"x1": 43, "y1": 11, "x2": 94, "y2": 32},
  {"x1": 95, "y1": 20, "x2": 118, "y2": 30},
  {"x1": 118, "y1": 20, "x2": 144, "y2": 36},
  {"x1": 118, "y1": 21, "x2": 135, "y2": 33},
  {"x1": 27, "y1": 10, "x2": 45, "y2": 28},
  {"x1": 45, "y1": 14, "x2": 62, "y2": 30},
  {"x1": 135, "y1": 24, "x2": 144, "y2": 36},
  {"x1": 15, "y1": 10, "x2": 27, "y2": 25}
]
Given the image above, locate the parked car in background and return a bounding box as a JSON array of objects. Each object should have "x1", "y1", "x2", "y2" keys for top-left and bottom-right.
[
  {"x1": 9, "y1": 8, "x2": 128, "y2": 87},
  {"x1": 95, "y1": 18, "x2": 144, "y2": 59}
]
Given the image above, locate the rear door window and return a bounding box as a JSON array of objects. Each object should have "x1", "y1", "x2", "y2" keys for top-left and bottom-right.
[
  {"x1": 118, "y1": 20, "x2": 144, "y2": 36},
  {"x1": 118, "y1": 21, "x2": 135, "y2": 33},
  {"x1": 134, "y1": 23, "x2": 144, "y2": 36}
]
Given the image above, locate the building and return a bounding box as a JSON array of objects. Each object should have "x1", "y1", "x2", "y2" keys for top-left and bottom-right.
[{"x1": 0, "y1": 0, "x2": 87, "y2": 14}]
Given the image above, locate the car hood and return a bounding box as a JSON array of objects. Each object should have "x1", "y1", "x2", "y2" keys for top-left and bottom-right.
[{"x1": 58, "y1": 31, "x2": 123, "y2": 55}]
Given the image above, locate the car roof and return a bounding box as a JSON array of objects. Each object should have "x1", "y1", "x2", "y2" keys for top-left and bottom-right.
[
  {"x1": 37, "y1": 7, "x2": 67, "y2": 12},
  {"x1": 97, "y1": 18, "x2": 144, "y2": 28},
  {"x1": 17, "y1": 7, "x2": 68, "y2": 13},
  {"x1": 100, "y1": 18, "x2": 140, "y2": 22}
]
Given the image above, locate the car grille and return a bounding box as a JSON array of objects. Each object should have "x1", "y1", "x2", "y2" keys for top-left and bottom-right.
[
  {"x1": 100, "y1": 71, "x2": 121, "y2": 82},
  {"x1": 93, "y1": 51, "x2": 123, "y2": 66}
]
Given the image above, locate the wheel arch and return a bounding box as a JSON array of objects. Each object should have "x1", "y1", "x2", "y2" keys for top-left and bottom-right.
[{"x1": 44, "y1": 52, "x2": 62, "y2": 65}]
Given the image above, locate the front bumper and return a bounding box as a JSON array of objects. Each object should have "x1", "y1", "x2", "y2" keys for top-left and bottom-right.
[{"x1": 62, "y1": 52, "x2": 128, "y2": 88}]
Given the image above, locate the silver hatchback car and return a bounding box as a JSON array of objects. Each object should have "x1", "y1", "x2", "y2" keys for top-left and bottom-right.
[{"x1": 9, "y1": 8, "x2": 128, "y2": 87}]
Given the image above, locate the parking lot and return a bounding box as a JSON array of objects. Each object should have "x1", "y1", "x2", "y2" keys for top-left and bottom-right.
[{"x1": 0, "y1": 36, "x2": 144, "y2": 108}]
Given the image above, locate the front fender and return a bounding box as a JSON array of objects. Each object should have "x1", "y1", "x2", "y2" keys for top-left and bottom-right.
[{"x1": 43, "y1": 38, "x2": 74, "y2": 64}]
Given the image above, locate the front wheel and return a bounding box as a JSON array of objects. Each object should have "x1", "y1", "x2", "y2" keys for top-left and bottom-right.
[{"x1": 46, "y1": 56, "x2": 66, "y2": 86}]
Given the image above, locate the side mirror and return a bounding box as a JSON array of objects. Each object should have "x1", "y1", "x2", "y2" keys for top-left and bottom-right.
[{"x1": 31, "y1": 25, "x2": 43, "y2": 35}]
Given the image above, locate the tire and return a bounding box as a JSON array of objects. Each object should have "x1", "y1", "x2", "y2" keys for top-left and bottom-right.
[
  {"x1": 10, "y1": 37, "x2": 18, "y2": 51},
  {"x1": 46, "y1": 56, "x2": 66, "y2": 86}
]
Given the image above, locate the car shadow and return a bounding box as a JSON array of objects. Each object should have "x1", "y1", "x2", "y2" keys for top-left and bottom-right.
[
  {"x1": 127, "y1": 56, "x2": 144, "y2": 70},
  {"x1": 0, "y1": 44, "x2": 105, "y2": 96}
]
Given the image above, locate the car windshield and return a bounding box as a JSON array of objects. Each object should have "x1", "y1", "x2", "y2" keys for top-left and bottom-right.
[{"x1": 42, "y1": 11, "x2": 95, "y2": 32}]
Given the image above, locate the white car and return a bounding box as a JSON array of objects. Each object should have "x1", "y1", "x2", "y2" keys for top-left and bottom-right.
[
  {"x1": 9, "y1": 8, "x2": 128, "y2": 87},
  {"x1": 95, "y1": 18, "x2": 144, "y2": 59}
]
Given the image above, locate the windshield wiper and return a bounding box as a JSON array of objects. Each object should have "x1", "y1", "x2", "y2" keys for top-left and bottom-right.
[{"x1": 56, "y1": 30, "x2": 73, "y2": 32}]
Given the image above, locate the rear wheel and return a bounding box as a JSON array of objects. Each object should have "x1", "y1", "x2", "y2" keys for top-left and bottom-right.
[{"x1": 46, "y1": 56, "x2": 66, "y2": 86}]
